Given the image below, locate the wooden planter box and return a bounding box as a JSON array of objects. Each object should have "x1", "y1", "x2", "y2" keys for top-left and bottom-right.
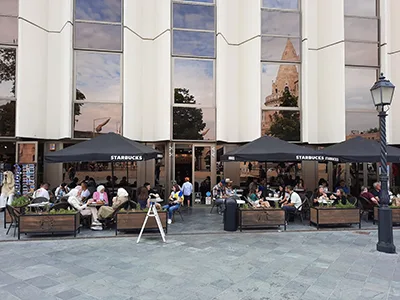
[
  {"x1": 239, "y1": 208, "x2": 286, "y2": 231},
  {"x1": 4, "y1": 207, "x2": 23, "y2": 229},
  {"x1": 19, "y1": 213, "x2": 80, "y2": 240},
  {"x1": 373, "y1": 206, "x2": 400, "y2": 225},
  {"x1": 310, "y1": 207, "x2": 361, "y2": 230},
  {"x1": 116, "y1": 211, "x2": 168, "y2": 235}
]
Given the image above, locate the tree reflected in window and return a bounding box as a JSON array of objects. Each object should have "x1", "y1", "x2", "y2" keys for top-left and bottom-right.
[
  {"x1": 0, "y1": 47, "x2": 16, "y2": 99},
  {"x1": 0, "y1": 100, "x2": 15, "y2": 136}
]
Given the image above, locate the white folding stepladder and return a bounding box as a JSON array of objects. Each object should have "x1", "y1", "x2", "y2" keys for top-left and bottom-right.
[{"x1": 136, "y1": 201, "x2": 166, "y2": 244}]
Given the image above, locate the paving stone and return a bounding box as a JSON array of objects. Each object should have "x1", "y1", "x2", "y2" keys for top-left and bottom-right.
[
  {"x1": 25, "y1": 275, "x2": 60, "y2": 289},
  {"x1": 55, "y1": 288, "x2": 83, "y2": 300}
]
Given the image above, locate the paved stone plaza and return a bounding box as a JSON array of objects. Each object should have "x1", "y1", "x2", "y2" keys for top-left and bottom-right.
[{"x1": 0, "y1": 230, "x2": 400, "y2": 300}]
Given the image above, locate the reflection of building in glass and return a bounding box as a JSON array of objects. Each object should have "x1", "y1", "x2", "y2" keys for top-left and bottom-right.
[
  {"x1": 262, "y1": 38, "x2": 299, "y2": 134},
  {"x1": 346, "y1": 130, "x2": 380, "y2": 141}
]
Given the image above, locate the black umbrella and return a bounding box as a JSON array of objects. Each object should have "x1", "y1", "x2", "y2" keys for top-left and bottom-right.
[
  {"x1": 221, "y1": 135, "x2": 338, "y2": 162},
  {"x1": 318, "y1": 136, "x2": 400, "y2": 163},
  {"x1": 45, "y1": 133, "x2": 162, "y2": 163}
]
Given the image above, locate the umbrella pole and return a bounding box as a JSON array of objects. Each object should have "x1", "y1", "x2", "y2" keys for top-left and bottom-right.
[
  {"x1": 126, "y1": 162, "x2": 129, "y2": 184},
  {"x1": 111, "y1": 162, "x2": 115, "y2": 204}
]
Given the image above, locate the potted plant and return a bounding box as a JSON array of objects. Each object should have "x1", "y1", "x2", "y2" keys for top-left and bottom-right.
[
  {"x1": 115, "y1": 204, "x2": 168, "y2": 235},
  {"x1": 4, "y1": 196, "x2": 30, "y2": 228},
  {"x1": 19, "y1": 208, "x2": 80, "y2": 239},
  {"x1": 310, "y1": 200, "x2": 360, "y2": 229},
  {"x1": 239, "y1": 203, "x2": 286, "y2": 231}
]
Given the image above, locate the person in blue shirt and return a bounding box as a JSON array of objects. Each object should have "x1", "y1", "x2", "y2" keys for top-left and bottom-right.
[
  {"x1": 335, "y1": 180, "x2": 350, "y2": 195},
  {"x1": 181, "y1": 177, "x2": 193, "y2": 207}
]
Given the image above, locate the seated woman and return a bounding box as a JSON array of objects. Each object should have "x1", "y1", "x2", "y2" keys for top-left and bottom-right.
[
  {"x1": 97, "y1": 188, "x2": 129, "y2": 223},
  {"x1": 162, "y1": 184, "x2": 183, "y2": 224},
  {"x1": 313, "y1": 186, "x2": 328, "y2": 206},
  {"x1": 294, "y1": 179, "x2": 305, "y2": 190},
  {"x1": 137, "y1": 186, "x2": 149, "y2": 209},
  {"x1": 248, "y1": 186, "x2": 270, "y2": 207},
  {"x1": 330, "y1": 188, "x2": 347, "y2": 205},
  {"x1": 55, "y1": 183, "x2": 70, "y2": 200},
  {"x1": 66, "y1": 186, "x2": 94, "y2": 219},
  {"x1": 277, "y1": 185, "x2": 289, "y2": 206},
  {"x1": 89, "y1": 185, "x2": 109, "y2": 206}
]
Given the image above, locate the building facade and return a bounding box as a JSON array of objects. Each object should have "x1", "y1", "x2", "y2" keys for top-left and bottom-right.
[{"x1": 1, "y1": 0, "x2": 400, "y2": 189}]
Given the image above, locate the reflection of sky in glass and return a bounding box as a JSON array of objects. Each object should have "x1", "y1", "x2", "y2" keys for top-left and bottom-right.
[
  {"x1": 262, "y1": 0, "x2": 298, "y2": 10},
  {"x1": 261, "y1": 63, "x2": 299, "y2": 98},
  {"x1": 344, "y1": 0, "x2": 376, "y2": 17},
  {"x1": 173, "y1": 3, "x2": 214, "y2": 30},
  {"x1": 75, "y1": 0, "x2": 121, "y2": 22},
  {"x1": 345, "y1": 17, "x2": 378, "y2": 42},
  {"x1": 174, "y1": 58, "x2": 214, "y2": 106},
  {"x1": 345, "y1": 42, "x2": 378, "y2": 66},
  {"x1": 346, "y1": 111, "x2": 378, "y2": 134},
  {"x1": 0, "y1": 0, "x2": 18, "y2": 16},
  {"x1": 75, "y1": 22, "x2": 121, "y2": 51},
  {"x1": 0, "y1": 17, "x2": 18, "y2": 44},
  {"x1": 74, "y1": 103, "x2": 122, "y2": 136},
  {"x1": 76, "y1": 51, "x2": 121, "y2": 102},
  {"x1": 261, "y1": 10, "x2": 300, "y2": 36},
  {"x1": 261, "y1": 36, "x2": 300, "y2": 61},
  {"x1": 345, "y1": 68, "x2": 377, "y2": 110},
  {"x1": 0, "y1": 48, "x2": 16, "y2": 99},
  {"x1": 173, "y1": 30, "x2": 215, "y2": 57},
  {"x1": 173, "y1": 107, "x2": 215, "y2": 140}
]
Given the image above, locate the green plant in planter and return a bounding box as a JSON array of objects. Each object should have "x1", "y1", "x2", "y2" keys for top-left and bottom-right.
[
  {"x1": 136, "y1": 203, "x2": 141, "y2": 210},
  {"x1": 242, "y1": 203, "x2": 250, "y2": 209},
  {"x1": 11, "y1": 196, "x2": 30, "y2": 208},
  {"x1": 335, "y1": 200, "x2": 356, "y2": 209},
  {"x1": 48, "y1": 209, "x2": 77, "y2": 215}
]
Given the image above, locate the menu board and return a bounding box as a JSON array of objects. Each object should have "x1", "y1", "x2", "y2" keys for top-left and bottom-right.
[
  {"x1": 14, "y1": 164, "x2": 21, "y2": 196},
  {"x1": 13, "y1": 164, "x2": 36, "y2": 195}
]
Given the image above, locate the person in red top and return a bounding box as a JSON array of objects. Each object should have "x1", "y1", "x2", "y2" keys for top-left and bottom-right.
[{"x1": 360, "y1": 186, "x2": 379, "y2": 205}]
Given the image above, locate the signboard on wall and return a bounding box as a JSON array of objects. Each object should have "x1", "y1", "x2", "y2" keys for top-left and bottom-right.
[{"x1": 17, "y1": 142, "x2": 38, "y2": 164}]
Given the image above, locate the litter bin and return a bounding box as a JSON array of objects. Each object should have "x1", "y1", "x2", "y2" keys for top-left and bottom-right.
[{"x1": 224, "y1": 197, "x2": 238, "y2": 231}]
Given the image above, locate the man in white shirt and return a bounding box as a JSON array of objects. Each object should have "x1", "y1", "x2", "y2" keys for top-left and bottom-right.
[
  {"x1": 33, "y1": 183, "x2": 50, "y2": 200},
  {"x1": 181, "y1": 177, "x2": 193, "y2": 207},
  {"x1": 282, "y1": 185, "x2": 302, "y2": 223}
]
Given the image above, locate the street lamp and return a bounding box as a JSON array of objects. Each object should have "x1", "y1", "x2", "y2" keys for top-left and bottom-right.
[{"x1": 370, "y1": 73, "x2": 396, "y2": 254}]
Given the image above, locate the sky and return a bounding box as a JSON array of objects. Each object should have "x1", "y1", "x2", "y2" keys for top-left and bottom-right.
[
  {"x1": 261, "y1": 36, "x2": 300, "y2": 61},
  {"x1": 0, "y1": 0, "x2": 18, "y2": 16},
  {"x1": 0, "y1": 16, "x2": 18, "y2": 45},
  {"x1": 75, "y1": 0, "x2": 121, "y2": 23},
  {"x1": 75, "y1": 22, "x2": 121, "y2": 51},
  {"x1": 262, "y1": 0, "x2": 298, "y2": 10}
]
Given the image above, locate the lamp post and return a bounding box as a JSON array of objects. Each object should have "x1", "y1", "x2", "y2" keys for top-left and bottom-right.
[{"x1": 370, "y1": 73, "x2": 396, "y2": 254}]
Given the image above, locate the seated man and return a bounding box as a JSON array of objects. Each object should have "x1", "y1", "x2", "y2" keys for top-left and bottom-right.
[
  {"x1": 370, "y1": 182, "x2": 381, "y2": 201},
  {"x1": 33, "y1": 183, "x2": 50, "y2": 201},
  {"x1": 212, "y1": 180, "x2": 227, "y2": 214},
  {"x1": 360, "y1": 186, "x2": 379, "y2": 205},
  {"x1": 281, "y1": 185, "x2": 302, "y2": 223},
  {"x1": 334, "y1": 180, "x2": 350, "y2": 194}
]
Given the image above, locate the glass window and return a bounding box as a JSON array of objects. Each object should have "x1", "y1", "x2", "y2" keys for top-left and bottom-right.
[
  {"x1": 0, "y1": 0, "x2": 18, "y2": 16},
  {"x1": 344, "y1": 0, "x2": 376, "y2": 17},
  {"x1": 345, "y1": 42, "x2": 378, "y2": 66},
  {"x1": 75, "y1": 0, "x2": 122, "y2": 23},
  {"x1": 76, "y1": 51, "x2": 121, "y2": 102},
  {"x1": 0, "y1": 47, "x2": 16, "y2": 99},
  {"x1": 75, "y1": 51, "x2": 121, "y2": 102},
  {"x1": 346, "y1": 111, "x2": 379, "y2": 137},
  {"x1": 261, "y1": 36, "x2": 300, "y2": 61},
  {"x1": 0, "y1": 16, "x2": 18, "y2": 45},
  {"x1": 173, "y1": 107, "x2": 215, "y2": 140},
  {"x1": 75, "y1": 22, "x2": 122, "y2": 51},
  {"x1": 345, "y1": 17, "x2": 378, "y2": 42},
  {"x1": 345, "y1": 68, "x2": 377, "y2": 110},
  {"x1": 173, "y1": 58, "x2": 214, "y2": 106},
  {"x1": 173, "y1": 30, "x2": 215, "y2": 57},
  {"x1": 261, "y1": 10, "x2": 300, "y2": 36},
  {"x1": 173, "y1": 3, "x2": 214, "y2": 31},
  {"x1": 180, "y1": 0, "x2": 214, "y2": 3},
  {"x1": 261, "y1": 63, "x2": 300, "y2": 107},
  {"x1": 74, "y1": 103, "x2": 122, "y2": 138},
  {"x1": 0, "y1": 100, "x2": 16, "y2": 136},
  {"x1": 261, "y1": 109, "x2": 300, "y2": 141},
  {"x1": 262, "y1": 0, "x2": 299, "y2": 10}
]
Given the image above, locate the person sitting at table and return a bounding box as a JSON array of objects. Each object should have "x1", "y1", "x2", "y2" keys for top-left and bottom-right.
[
  {"x1": 294, "y1": 179, "x2": 305, "y2": 190},
  {"x1": 55, "y1": 183, "x2": 69, "y2": 200},
  {"x1": 33, "y1": 183, "x2": 50, "y2": 200},
  {"x1": 77, "y1": 182, "x2": 91, "y2": 203},
  {"x1": 66, "y1": 186, "x2": 96, "y2": 225},
  {"x1": 225, "y1": 179, "x2": 234, "y2": 197},
  {"x1": 334, "y1": 180, "x2": 350, "y2": 195},
  {"x1": 370, "y1": 182, "x2": 381, "y2": 201},
  {"x1": 137, "y1": 186, "x2": 149, "y2": 209},
  {"x1": 249, "y1": 186, "x2": 270, "y2": 208},
  {"x1": 281, "y1": 186, "x2": 302, "y2": 223},
  {"x1": 97, "y1": 188, "x2": 130, "y2": 222},
  {"x1": 360, "y1": 186, "x2": 379, "y2": 205},
  {"x1": 90, "y1": 185, "x2": 108, "y2": 206},
  {"x1": 278, "y1": 185, "x2": 289, "y2": 206},
  {"x1": 330, "y1": 188, "x2": 347, "y2": 205},
  {"x1": 313, "y1": 186, "x2": 328, "y2": 206},
  {"x1": 162, "y1": 184, "x2": 183, "y2": 224},
  {"x1": 213, "y1": 180, "x2": 227, "y2": 214}
]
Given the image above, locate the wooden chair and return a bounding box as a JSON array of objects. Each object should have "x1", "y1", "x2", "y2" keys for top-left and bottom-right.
[{"x1": 358, "y1": 196, "x2": 374, "y2": 221}]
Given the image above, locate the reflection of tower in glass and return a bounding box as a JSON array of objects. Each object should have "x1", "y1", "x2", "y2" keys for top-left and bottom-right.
[{"x1": 262, "y1": 38, "x2": 299, "y2": 134}]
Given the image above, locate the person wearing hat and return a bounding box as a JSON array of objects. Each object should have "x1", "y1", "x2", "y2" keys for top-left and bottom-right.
[
  {"x1": 181, "y1": 177, "x2": 193, "y2": 207},
  {"x1": 225, "y1": 178, "x2": 234, "y2": 197}
]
